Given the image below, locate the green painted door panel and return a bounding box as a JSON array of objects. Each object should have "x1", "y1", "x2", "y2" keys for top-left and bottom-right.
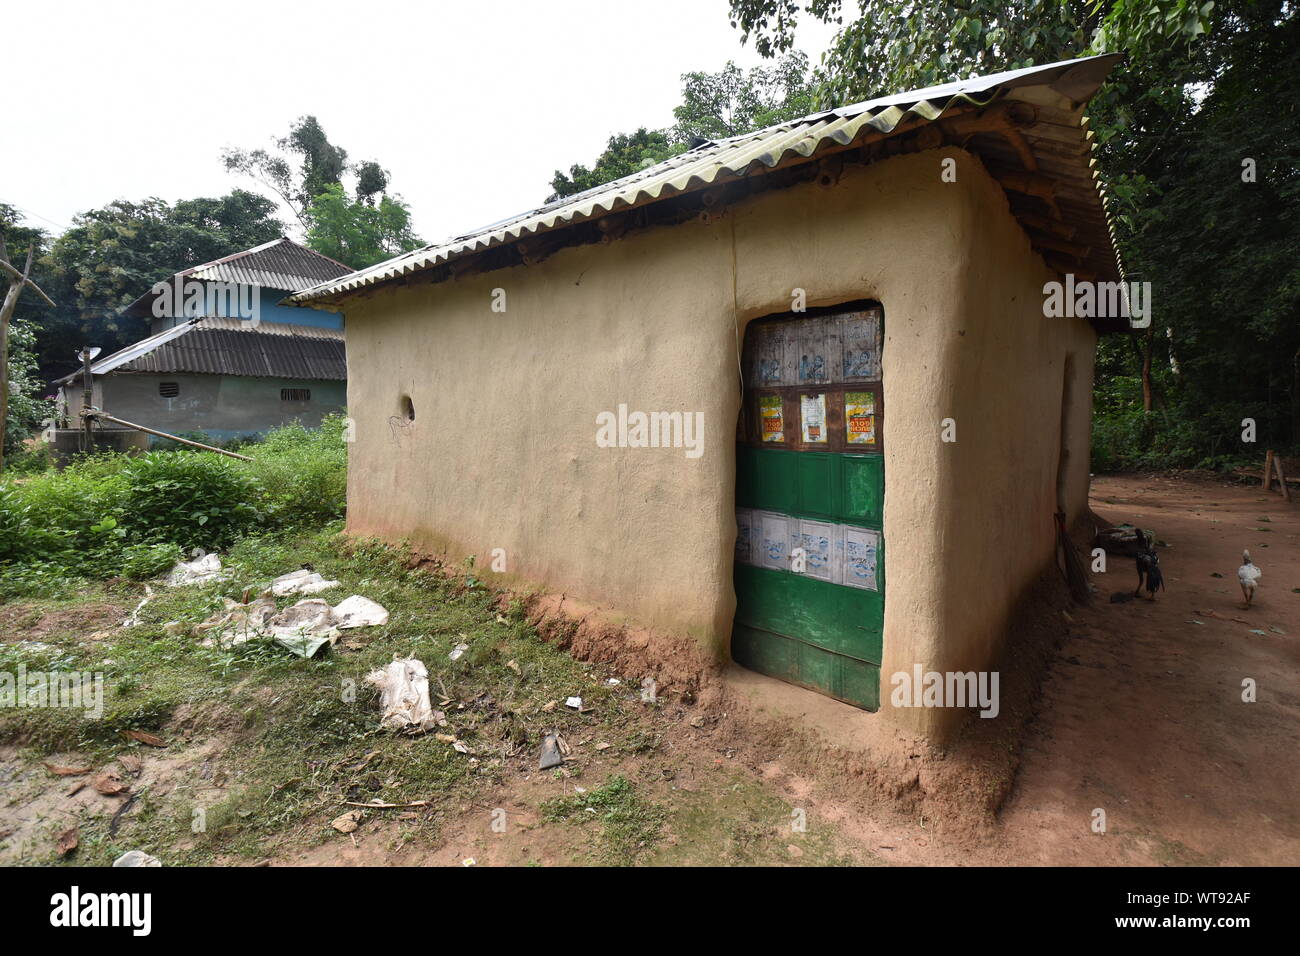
[
  {"x1": 840, "y1": 455, "x2": 884, "y2": 525},
  {"x1": 732, "y1": 623, "x2": 881, "y2": 711},
  {"x1": 796, "y1": 454, "x2": 836, "y2": 519},
  {"x1": 734, "y1": 564, "x2": 883, "y2": 664},
  {"x1": 736, "y1": 446, "x2": 883, "y2": 529}
]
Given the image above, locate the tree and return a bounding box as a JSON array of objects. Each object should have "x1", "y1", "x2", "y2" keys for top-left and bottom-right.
[
  {"x1": 304, "y1": 183, "x2": 423, "y2": 270},
  {"x1": 727, "y1": 1, "x2": 1213, "y2": 104},
  {"x1": 223, "y1": 115, "x2": 349, "y2": 233},
  {"x1": 0, "y1": 227, "x2": 56, "y2": 466},
  {"x1": 1, "y1": 317, "x2": 52, "y2": 462},
  {"x1": 549, "y1": 129, "x2": 683, "y2": 201},
  {"x1": 673, "y1": 51, "x2": 818, "y2": 142},
  {"x1": 33, "y1": 191, "x2": 282, "y2": 380},
  {"x1": 1093, "y1": 2, "x2": 1300, "y2": 465},
  {"x1": 548, "y1": 53, "x2": 818, "y2": 201}
]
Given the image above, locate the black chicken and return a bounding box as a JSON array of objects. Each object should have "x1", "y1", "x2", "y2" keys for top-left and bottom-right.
[{"x1": 1132, "y1": 527, "x2": 1164, "y2": 600}]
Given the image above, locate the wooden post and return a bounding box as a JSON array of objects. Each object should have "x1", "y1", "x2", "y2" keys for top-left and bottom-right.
[
  {"x1": 80, "y1": 348, "x2": 94, "y2": 452},
  {"x1": 1264, "y1": 450, "x2": 1275, "y2": 493},
  {"x1": 1275, "y1": 454, "x2": 1292, "y2": 503}
]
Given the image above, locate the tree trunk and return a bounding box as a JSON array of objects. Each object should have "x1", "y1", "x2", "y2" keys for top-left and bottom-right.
[
  {"x1": 1141, "y1": 328, "x2": 1154, "y2": 413},
  {"x1": 0, "y1": 280, "x2": 22, "y2": 472}
]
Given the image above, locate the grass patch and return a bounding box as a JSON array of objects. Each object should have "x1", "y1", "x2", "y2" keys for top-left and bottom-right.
[
  {"x1": 540, "y1": 773, "x2": 667, "y2": 866},
  {"x1": 0, "y1": 524, "x2": 631, "y2": 865}
]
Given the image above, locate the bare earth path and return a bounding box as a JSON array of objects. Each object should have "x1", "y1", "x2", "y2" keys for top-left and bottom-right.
[{"x1": 985, "y1": 473, "x2": 1299, "y2": 865}]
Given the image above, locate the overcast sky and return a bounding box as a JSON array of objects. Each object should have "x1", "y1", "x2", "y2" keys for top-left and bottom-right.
[{"x1": 4, "y1": 0, "x2": 838, "y2": 246}]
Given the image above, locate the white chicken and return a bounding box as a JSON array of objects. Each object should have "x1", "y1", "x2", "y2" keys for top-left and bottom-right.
[{"x1": 1238, "y1": 550, "x2": 1262, "y2": 609}]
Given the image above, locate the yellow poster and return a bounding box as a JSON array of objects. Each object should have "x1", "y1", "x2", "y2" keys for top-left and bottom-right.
[
  {"x1": 846, "y1": 391, "x2": 876, "y2": 444},
  {"x1": 760, "y1": 395, "x2": 784, "y2": 442}
]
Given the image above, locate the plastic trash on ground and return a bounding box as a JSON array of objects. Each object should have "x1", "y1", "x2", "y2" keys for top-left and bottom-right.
[
  {"x1": 364, "y1": 655, "x2": 436, "y2": 731},
  {"x1": 196, "y1": 596, "x2": 277, "y2": 648},
  {"x1": 166, "y1": 552, "x2": 229, "y2": 587},
  {"x1": 112, "y1": 850, "x2": 162, "y2": 867},
  {"x1": 268, "y1": 568, "x2": 341, "y2": 597},
  {"x1": 195, "y1": 590, "x2": 390, "y2": 658},
  {"x1": 332, "y1": 595, "x2": 389, "y2": 629}
]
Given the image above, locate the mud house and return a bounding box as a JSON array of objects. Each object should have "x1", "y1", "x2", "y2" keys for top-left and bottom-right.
[
  {"x1": 293, "y1": 54, "x2": 1130, "y2": 739},
  {"x1": 54, "y1": 238, "x2": 353, "y2": 444}
]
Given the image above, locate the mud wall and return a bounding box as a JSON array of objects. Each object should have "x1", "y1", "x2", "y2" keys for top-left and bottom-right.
[{"x1": 339, "y1": 146, "x2": 1095, "y2": 738}]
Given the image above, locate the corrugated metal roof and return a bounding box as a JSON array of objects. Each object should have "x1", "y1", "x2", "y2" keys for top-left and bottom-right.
[
  {"x1": 123, "y1": 238, "x2": 353, "y2": 318},
  {"x1": 55, "y1": 317, "x2": 346, "y2": 384},
  {"x1": 292, "y1": 53, "x2": 1125, "y2": 306},
  {"x1": 185, "y1": 237, "x2": 353, "y2": 290}
]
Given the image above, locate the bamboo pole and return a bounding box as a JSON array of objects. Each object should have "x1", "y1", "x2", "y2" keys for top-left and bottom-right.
[{"x1": 83, "y1": 410, "x2": 253, "y2": 461}]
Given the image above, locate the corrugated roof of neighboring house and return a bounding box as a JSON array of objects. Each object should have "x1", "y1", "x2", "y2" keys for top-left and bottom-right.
[
  {"x1": 124, "y1": 237, "x2": 353, "y2": 317},
  {"x1": 54, "y1": 317, "x2": 346, "y2": 384},
  {"x1": 291, "y1": 53, "x2": 1126, "y2": 310}
]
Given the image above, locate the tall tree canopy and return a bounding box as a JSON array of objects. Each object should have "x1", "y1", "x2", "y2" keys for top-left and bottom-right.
[
  {"x1": 305, "y1": 184, "x2": 424, "y2": 270},
  {"x1": 674, "y1": 51, "x2": 818, "y2": 141},
  {"x1": 549, "y1": 129, "x2": 683, "y2": 200},
  {"x1": 725, "y1": 0, "x2": 1297, "y2": 467},
  {"x1": 14, "y1": 190, "x2": 283, "y2": 381},
  {"x1": 224, "y1": 116, "x2": 422, "y2": 268}
]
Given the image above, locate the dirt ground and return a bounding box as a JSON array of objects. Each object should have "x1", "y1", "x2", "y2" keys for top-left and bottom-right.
[
  {"x1": 2, "y1": 472, "x2": 1295, "y2": 865},
  {"x1": 279, "y1": 472, "x2": 1299, "y2": 866},
  {"x1": 985, "y1": 473, "x2": 1299, "y2": 865}
]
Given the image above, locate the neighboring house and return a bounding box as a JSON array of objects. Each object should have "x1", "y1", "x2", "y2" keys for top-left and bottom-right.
[
  {"x1": 292, "y1": 55, "x2": 1130, "y2": 741},
  {"x1": 55, "y1": 237, "x2": 352, "y2": 442}
]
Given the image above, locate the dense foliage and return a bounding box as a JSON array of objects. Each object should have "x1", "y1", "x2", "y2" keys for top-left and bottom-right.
[
  {"x1": 2, "y1": 319, "x2": 52, "y2": 460},
  {"x1": 725, "y1": 0, "x2": 1298, "y2": 469},
  {"x1": 1, "y1": 193, "x2": 284, "y2": 384},
  {"x1": 305, "y1": 183, "x2": 423, "y2": 269},
  {"x1": 224, "y1": 115, "x2": 423, "y2": 269},
  {"x1": 0, "y1": 415, "x2": 348, "y2": 599}
]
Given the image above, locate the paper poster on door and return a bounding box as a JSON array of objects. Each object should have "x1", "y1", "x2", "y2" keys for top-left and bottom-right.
[
  {"x1": 758, "y1": 512, "x2": 789, "y2": 570},
  {"x1": 793, "y1": 519, "x2": 837, "y2": 582},
  {"x1": 845, "y1": 391, "x2": 876, "y2": 445},
  {"x1": 735, "y1": 509, "x2": 754, "y2": 565},
  {"x1": 800, "y1": 393, "x2": 827, "y2": 444},
  {"x1": 842, "y1": 526, "x2": 880, "y2": 591},
  {"x1": 759, "y1": 395, "x2": 784, "y2": 442}
]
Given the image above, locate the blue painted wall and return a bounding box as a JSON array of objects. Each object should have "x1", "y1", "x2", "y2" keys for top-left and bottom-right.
[{"x1": 150, "y1": 284, "x2": 343, "y2": 333}]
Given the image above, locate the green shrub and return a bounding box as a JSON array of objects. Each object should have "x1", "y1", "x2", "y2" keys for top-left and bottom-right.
[
  {"x1": 0, "y1": 416, "x2": 347, "y2": 591},
  {"x1": 4, "y1": 441, "x2": 54, "y2": 475},
  {"x1": 247, "y1": 414, "x2": 348, "y2": 526},
  {"x1": 118, "y1": 541, "x2": 185, "y2": 580},
  {"x1": 119, "y1": 451, "x2": 261, "y2": 551}
]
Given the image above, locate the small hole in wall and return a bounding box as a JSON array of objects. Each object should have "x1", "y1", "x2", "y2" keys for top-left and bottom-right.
[{"x1": 401, "y1": 395, "x2": 415, "y2": 422}]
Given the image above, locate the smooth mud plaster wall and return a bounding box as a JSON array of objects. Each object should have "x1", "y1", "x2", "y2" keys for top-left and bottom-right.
[{"x1": 341, "y1": 146, "x2": 1095, "y2": 737}]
